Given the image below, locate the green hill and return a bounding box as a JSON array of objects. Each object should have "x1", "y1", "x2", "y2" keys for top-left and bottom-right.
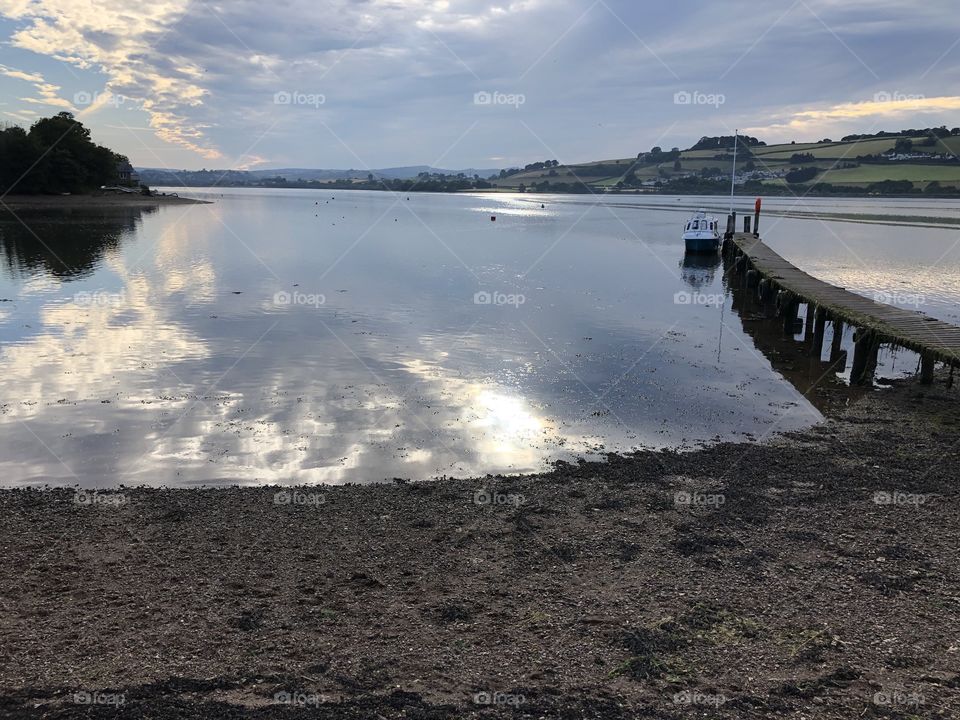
[{"x1": 492, "y1": 129, "x2": 960, "y2": 195}]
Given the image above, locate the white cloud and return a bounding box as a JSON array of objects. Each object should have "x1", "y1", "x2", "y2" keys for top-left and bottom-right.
[
  {"x1": 743, "y1": 96, "x2": 960, "y2": 140},
  {"x1": 1, "y1": 0, "x2": 959, "y2": 167},
  {"x1": 0, "y1": 63, "x2": 74, "y2": 112},
  {"x1": 0, "y1": 0, "x2": 220, "y2": 158},
  {"x1": 0, "y1": 63, "x2": 44, "y2": 83}
]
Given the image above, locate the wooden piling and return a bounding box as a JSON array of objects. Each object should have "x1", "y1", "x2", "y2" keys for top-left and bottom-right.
[
  {"x1": 779, "y1": 293, "x2": 799, "y2": 335},
  {"x1": 729, "y1": 232, "x2": 960, "y2": 383},
  {"x1": 812, "y1": 307, "x2": 828, "y2": 358},
  {"x1": 803, "y1": 304, "x2": 815, "y2": 342},
  {"x1": 734, "y1": 254, "x2": 746, "y2": 276},
  {"x1": 920, "y1": 352, "x2": 936, "y2": 384},
  {"x1": 851, "y1": 331, "x2": 880, "y2": 385},
  {"x1": 830, "y1": 319, "x2": 844, "y2": 361},
  {"x1": 757, "y1": 278, "x2": 769, "y2": 301}
]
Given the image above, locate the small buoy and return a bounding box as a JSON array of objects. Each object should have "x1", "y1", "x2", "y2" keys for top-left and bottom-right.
[
  {"x1": 491, "y1": 215, "x2": 496, "y2": 221},
  {"x1": 541, "y1": 204, "x2": 545, "y2": 208}
]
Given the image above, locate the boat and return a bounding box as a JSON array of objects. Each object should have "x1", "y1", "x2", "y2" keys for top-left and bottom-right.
[{"x1": 682, "y1": 209, "x2": 721, "y2": 252}]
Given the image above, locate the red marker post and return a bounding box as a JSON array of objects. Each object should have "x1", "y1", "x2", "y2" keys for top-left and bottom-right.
[{"x1": 753, "y1": 197, "x2": 762, "y2": 236}]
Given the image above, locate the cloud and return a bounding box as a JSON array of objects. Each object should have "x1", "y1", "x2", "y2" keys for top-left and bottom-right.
[
  {"x1": 3, "y1": 109, "x2": 38, "y2": 123},
  {"x1": 0, "y1": 63, "x2": 74, "y2": 112},
  {"x1": 1, "y1": 0, "x2": 959, "y2": 167},
  {"x1": 743, "y1": 96, "x2": 960, "y2": 138},
  {"x1": 0, "y1": 0, "x2": 221, "y2": 159},
  {"x1": 0, "y1": 64, "x2": 44, "y2": 83},
  {"x1": 0, "y1": 0, "x2": 548, "y2": 163}
]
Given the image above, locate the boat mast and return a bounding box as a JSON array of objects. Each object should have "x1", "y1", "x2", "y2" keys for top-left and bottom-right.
[{"x1": 729, "y1": 129, "x2": 738, "y2": 214}]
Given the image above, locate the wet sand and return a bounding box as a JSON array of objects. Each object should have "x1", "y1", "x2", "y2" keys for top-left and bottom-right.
[{"x1": 1, "y1": 375, "x2": 958, "y2": 718}]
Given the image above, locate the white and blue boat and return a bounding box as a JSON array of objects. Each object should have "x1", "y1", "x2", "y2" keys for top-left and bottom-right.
[{"x1": 682, "y1": 209, "x2": 721, "y2": 253}]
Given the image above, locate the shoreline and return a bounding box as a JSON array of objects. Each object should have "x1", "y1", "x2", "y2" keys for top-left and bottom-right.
[
  {"x1": 1, "y1": 374, "x2": 958, "y2": 718},
  {"x1": 0, "y1": 194, "x2": 211, "y2": 211},
  {"x1": 145, "y1": 185, "x2": 960, "y2": 199}
]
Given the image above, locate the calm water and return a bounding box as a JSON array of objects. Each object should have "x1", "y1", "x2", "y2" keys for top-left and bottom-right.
[{"x1": 1, "y1": 190, "x2": 957, "y2": 487}]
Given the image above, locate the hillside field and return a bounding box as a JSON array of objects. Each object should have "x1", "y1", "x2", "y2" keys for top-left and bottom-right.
[{"x1": 492, "y1": 133, "x2": 960, "y2": 193}]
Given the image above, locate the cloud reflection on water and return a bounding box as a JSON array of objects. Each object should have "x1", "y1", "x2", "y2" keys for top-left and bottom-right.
[{"x1": 9, "y1": 191, "x2": 941, "y2": 486}]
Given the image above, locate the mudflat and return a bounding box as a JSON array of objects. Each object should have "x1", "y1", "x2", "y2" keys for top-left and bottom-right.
[{"x1": 1, "y1": 376, "x2": 958, "y2": 718}]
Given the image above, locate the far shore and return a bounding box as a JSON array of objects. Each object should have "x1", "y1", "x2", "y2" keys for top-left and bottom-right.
[{"x1": 0, "y1": 193, "x2": 211, "y2": 211}]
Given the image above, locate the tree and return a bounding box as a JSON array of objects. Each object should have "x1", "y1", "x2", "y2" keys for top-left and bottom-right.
[
  {"x1": 0, "y1": 112, "x2": 121, "y2": 194},
  {"x1": 673, "y1": 159, "x2": 682, "y2": 171},
  {"x1": 0, "y1": 125, "x2": 42, "y2": 194},
  {"x1": 894, "y1": 138, "x2": 913, "y2": 154},
  {"x1": 866, "y1": 179, "x2": 915, "y2": 194},
  {"x1": 689, "y1": 135, "x2": 765, "y2": 151},
  {"x1": 785, "y1": 166, "x2": 819, "y2": 183}
]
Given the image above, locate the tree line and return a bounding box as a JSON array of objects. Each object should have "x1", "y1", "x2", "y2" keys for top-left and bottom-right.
[{"x1": 0, "y1": 112, "x2": 127, "y2": 195}]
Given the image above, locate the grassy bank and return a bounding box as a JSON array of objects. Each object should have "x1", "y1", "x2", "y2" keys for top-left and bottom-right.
[{"x1": 1, "y1": 376, "x2": 958, "y2": 718}]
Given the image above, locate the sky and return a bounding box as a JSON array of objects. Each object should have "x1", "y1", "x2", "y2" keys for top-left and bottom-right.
[{"x1": 0, "y1": 0, "x2": 958, "y2": 171}]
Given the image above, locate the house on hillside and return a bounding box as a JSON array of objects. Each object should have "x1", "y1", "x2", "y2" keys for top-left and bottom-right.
[{"x1": 116, "y1": 160, "x2": 140, "y2": 186}]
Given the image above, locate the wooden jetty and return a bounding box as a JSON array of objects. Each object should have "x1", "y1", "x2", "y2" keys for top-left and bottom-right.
[{"x1": 723, "y1": 231, "x2": 960, "y2": 385}]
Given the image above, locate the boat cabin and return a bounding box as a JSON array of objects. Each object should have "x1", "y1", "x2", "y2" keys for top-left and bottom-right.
[{"x1": 685, "y1": 218, "x2": 717, "y2": 232}]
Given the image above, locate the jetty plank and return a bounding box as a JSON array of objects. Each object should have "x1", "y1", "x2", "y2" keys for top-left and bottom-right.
[{"x1": 729, "y1": 232, "x2": 960, "y2": 366}]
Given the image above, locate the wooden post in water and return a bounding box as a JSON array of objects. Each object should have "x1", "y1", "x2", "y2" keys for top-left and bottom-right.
[
  {"x1": 851, "y1": 331, "x2": 880, "y2": 385},
  {"x1": 830, "y1": 319, "x2": 844, "y2": 361},
  {"x1": 744, "y1": 216, "x2": 751, "y2": 233},
  {"x1": 734, "y1": 253, "x2": 747, "y2": 278},
  {"x1": 920, "y1": 352, "x2": 936, "y2": 384},
  {"x1": 757, "y1": 279, "x2": 776, "y2": 317},
  {"x1": 803, "y1": 304, "x2": 815, "y2": 343},
  {"x1": 778, "y1": 292, "x2": 799, "y2": 335},
  {"x1": 812, "y1": 307, "x2": 828, "y2": 359}
]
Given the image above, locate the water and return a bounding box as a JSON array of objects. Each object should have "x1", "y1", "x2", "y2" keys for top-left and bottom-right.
[{"x1": 0, "y1": 189, "x2": 956, "y2": 487}]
